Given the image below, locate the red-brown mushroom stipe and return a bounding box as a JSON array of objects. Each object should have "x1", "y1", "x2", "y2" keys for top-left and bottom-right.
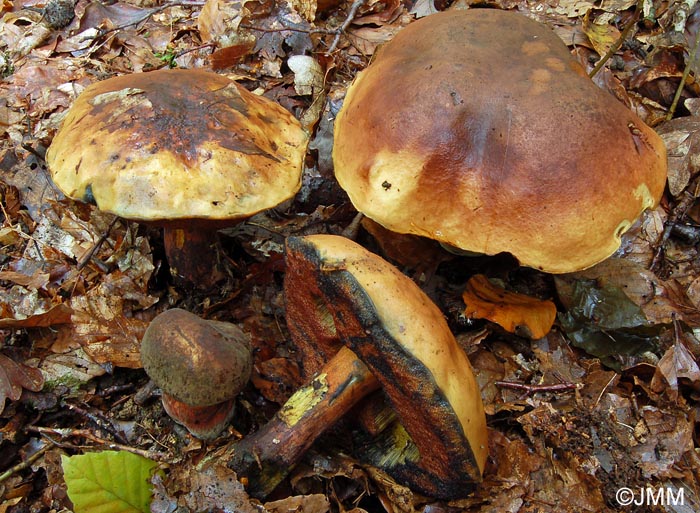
[
  {"x1": 47, "y1": 68, "x2": 308, "y2": 285},
  {"x1": 333, "y1": 9, "x2": 667, "y2": 273}
]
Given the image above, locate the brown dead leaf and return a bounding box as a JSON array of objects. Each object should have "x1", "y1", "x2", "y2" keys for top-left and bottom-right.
[
  {"x1": 198, "y1": 0, "x2": 257, "y2": 46},
  {"x1": 655, "y1": 115, "x2": 700, "y2": 196},
  {"x1": 582, "y1": 10, "x2": 620, "y2": 57},
  {"x1": 209, "y1": 41, "x2": 256, "y2": 70},
  {"x1": 252, "y1": 357, "x2": 301, "y2": 404},
  {"x1": 650, "y1": 342, "x2": 700, "y2": 399},
  {"x1": 289, "y1": 0, "x2": 316, "y2": 22},
  {"x1": 77, "y1": 1, "x2": 151, "y2": 32},
  {"x1": 67, "y1": 284, "x2": 153, "y2": 368},
  {"x1": 631, "y1": 406, "x2": 694, "y2": 478},
  {"x1": 39, "y1": 349, "x2": 106, "y2": 387},
  {"x1": 0, "y1": 353, "x2": 44, "y2": 415},
  {"x1": 265, "y1": 494, "x2": 330, "y2": 513},
  {"x1": 463, "y1": 274, "x2": 556, "y2": 339},
  {"x1": 0, "y1": 285, "x2": 73, "y2": 328}
]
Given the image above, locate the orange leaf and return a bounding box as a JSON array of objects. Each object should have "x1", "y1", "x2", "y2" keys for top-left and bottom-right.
[{"x1": 462, "y1": 274, "x2": 556, "y2": 339}]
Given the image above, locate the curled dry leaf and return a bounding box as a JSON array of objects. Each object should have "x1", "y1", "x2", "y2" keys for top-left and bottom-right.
[
  {"x1": 0, "y1": 353, "x2": 44, "y2": 415},
  {"x1": 0, "y1": 286, "x2": 73, "y2": 328},
  {"x1": 655, "y1": 116, "x2": 700, "y2": 196},
  {"x1": 462, "y1": 274, "x2": 557, "y2": 340},
  {"x1": 198, "y1": 0, "x2": 257, "y2": 47},
  {"x1": 651, "y1": 342, "x2": 700, "y2": 400},
  {"x1": 582, "y1": 10, "x2": 620, "y2": 58}
]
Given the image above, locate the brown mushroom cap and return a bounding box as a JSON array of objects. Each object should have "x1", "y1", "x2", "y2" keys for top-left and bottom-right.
[
  {"x1": 333, "y1": 9, "x2": 667, "y2": 273},
  {"x1": 140, "y1": 308, "x2": 252, "y2": 407},
  {"x1": 46, "y1": 69, "x2": 308, "y2": 223}
]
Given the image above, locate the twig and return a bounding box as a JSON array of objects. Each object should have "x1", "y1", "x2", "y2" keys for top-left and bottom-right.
[
  {"x1": 327, "y1": 0, "x2": 366, "y2": 54},
  {"x1": 589, "y1": 0, "x2": 643, "y2": 79},
  {"x1": 240, "y1": 0, "x2": 366, "y2": 52},
  {"x1": 77, "y1": 1, "x2": 204, "y2": 47},
  {"x1": 27, "y1": 426, "x2": 170, "y2": 461},
  {"x1": 650, "y1": 179, "x2": 699, "y2": 272},
  {"x1": 0, "y1": 443, "x2": 51, "y2": 483},
  {"x1": 495, "y1": 380, "x2": 579, "y2": 396},
  {"x1": 666, "y1": 27, "x2": 700, "y2": 120},
  {"x1": 76, "y1": 216, "x2": 118, "y2": 271}
]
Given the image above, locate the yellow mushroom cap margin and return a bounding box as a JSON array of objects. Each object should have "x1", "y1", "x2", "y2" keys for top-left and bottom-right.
[
  {"x1": 47, "y1": 69, "x2": 308, "y2": 223},
  {"x1": 285, "y1": 234, "x2": 488, "y2": 497},
  {"x1": 333, "y1": 9, "x2": 667, "y2": 273}
]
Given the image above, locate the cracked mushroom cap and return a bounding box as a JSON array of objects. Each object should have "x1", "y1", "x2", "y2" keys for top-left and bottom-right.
[
  {"x1": 333, "y1": 9, "x2": 667, "y2": 273},
  {"x1": 140, "y1": 309, "x2": 252, "y2": 407},
  {"x1": 46, "y1": 69, "x2": 308, "y2": 223},
  {"x1": 285, "y1": 234, "x2": 488, "y2": 496}
]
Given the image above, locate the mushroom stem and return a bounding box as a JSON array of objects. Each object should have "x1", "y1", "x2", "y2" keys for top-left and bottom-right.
[
  {"x1": 162, "y1": 226, "x2": 222, "y2": 287},
  {"x1": 228, "y1": 346, "x2": 379, "y2": 499}
]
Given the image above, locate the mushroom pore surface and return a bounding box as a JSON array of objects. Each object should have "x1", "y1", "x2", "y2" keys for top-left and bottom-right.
[{"x1": 332, "y1": 9, "x2": 667, "y2": 273}]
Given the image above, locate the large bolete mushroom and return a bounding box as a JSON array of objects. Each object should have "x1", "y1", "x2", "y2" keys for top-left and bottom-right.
[
  {"x1": 333, "y1": 9, "x2": 667, "y2": 273},
  {"x1": 141, "y1": 308, "x2": 253, "y2": 439},
  {"x1": 228, "y1": 235, "x2": 487, "y2": 499},
  {"x1": 46, "y1": 68, "x2": 308, "y2": 286}
]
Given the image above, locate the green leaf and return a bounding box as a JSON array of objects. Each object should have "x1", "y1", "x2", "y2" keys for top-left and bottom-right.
[
  {"x1": 558, "y1": 279, "x2": 663, "y2": 369},
  {"x1": 61, "y1": 451, "x2": 160, "y2": 513}
]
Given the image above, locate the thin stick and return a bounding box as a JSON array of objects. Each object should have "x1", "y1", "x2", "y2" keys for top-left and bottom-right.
[
  {"x1": 495, "y1": 380, "x2": 579, "y2": 395},
  {"x1": 650, "y1": 179, "x2": 699, "y2": 271},
  {"x1": 327, "y1": 0, "x2": 366, "y2": 54},
  {"x1": 589, "y1": 0, "x2": 643, "y2": 79},
  {"x1": 27, "y1": 426, "x2": 170, "y2": 461},
  {"x1": 666, "y1": 29, "x2": 700, "y2": 120},
  {"x1": 0, "y1": 443, "x2": 51, "y2": 483}
]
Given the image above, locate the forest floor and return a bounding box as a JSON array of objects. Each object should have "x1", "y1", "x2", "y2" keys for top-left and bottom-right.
[{"x1": 1, "y1": 0, "x2": 700, "y2": 512}]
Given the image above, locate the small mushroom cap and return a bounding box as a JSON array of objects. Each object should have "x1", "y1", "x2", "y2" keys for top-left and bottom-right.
[
  {"x1": 47, "y1": 69, "x2": 308, "y2": 223},
  {"x1": 140, "y1": 309, "x2": 252, "y2": 407},
  {"x1": 333, "y1": 9, "x2": 667, "y2": 273},
  {"x1": 285, "y1": 234, "x2": 488, "y2": 496}
]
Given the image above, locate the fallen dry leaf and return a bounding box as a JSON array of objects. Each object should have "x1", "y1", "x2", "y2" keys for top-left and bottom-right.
[
  {"x1": 656, "y1": 115, "x2": 700, "y2": 196},
  {"x1": 582, "y1": 10, "x2": 620, "y2": 58},
  {"x1": 0, "y1": 353, "x2": 44, "y2": 415},
  {"x1": 651, "y1": 341, "x2": 700, "y2": 399},
  {"x1": 463, "y1": 274, "x2": 556, "y2": 339}
]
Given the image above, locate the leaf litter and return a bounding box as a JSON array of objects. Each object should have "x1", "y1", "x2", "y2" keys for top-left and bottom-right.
[{"x1": 1, "y1": 0, "x2": 700, "y2": 512}]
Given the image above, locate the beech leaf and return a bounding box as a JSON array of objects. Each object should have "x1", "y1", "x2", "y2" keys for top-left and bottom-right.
[{"x1": 61, "y1": 451, "x2": 160, "y2": 513}]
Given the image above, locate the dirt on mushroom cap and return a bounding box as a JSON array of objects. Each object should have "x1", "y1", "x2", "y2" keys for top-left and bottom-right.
[
  {"x1": 46, "y1": 69, "x2": 308, "y2": 222},
  {"x1": 332, "y1": 9, "x2": 667, "y2": 273}
]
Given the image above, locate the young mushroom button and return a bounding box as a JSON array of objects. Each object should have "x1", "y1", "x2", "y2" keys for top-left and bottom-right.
[
  {"x1": 140, "y1": 309, "x2": 253, "y2": 440},
  {"x1": 227, "y1": 235, "x2": 488, "y2": 500},
  {"x1": 46, "y1": 68, "x2": 308, "y2": 287},
  {"x1": 332, "y1": 9, "x2": 667, "y2": 274}
]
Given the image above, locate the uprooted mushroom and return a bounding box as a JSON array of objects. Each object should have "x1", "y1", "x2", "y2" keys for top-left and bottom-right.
[
  {"x1": 226, "y1": 234, "x2": 488, "y2": 500},
  {"x1": 46, "y1": 68, "x2": 308, "y2": 287},
  {"x1": 332, "y1": 9, "x2": 667, "y2": 274}
]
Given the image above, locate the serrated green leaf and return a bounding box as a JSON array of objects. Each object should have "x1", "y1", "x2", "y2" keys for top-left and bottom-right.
[{"x1": 61, "y1": 451, "x2": 159, "y2": 513}]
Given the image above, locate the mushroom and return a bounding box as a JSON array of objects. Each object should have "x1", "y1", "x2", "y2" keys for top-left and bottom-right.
[
  {"x1": 46, "y1": 69, "x2": 308, "y2": 287},
  {"x1": 140, "y1": 308, "x2": 253, "y2": 439},
  {"x1": 227, "y1": 234, "x2": 487, "y2": 499},
  {"x1": 332, "y1": 9, "x2": 667, "y2": 274}
]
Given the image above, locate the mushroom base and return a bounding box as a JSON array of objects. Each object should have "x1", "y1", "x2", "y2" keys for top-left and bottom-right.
[{"x1": 162, "y1": 393, "x2": 236, "y2": 440}]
